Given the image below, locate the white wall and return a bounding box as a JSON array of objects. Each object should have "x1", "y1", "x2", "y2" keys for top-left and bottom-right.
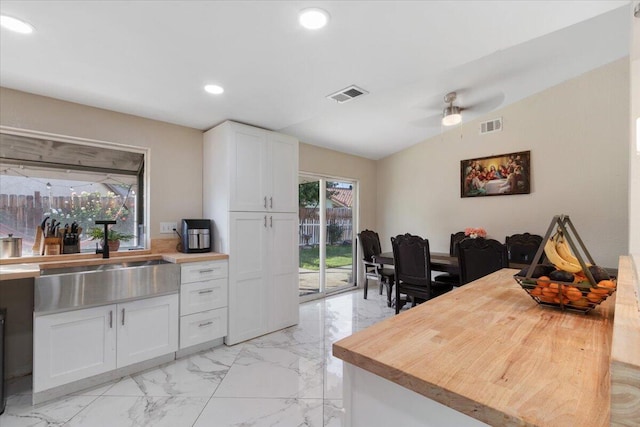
[
  {"x1": 376, "y1": 59, "x2": 629, "y2": 269},
  {"x1": 0, "y1": 87, "x2": 203, "y2": 239}
]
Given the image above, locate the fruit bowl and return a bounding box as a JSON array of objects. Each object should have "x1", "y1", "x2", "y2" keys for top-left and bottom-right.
[{"x1": 514, "y1": 271, "x2": 616, "y2": 314}]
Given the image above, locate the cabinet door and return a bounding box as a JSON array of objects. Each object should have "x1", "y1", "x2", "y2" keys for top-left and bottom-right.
[
  {"x1": 229, "y1": 124, "x2": 269, "y2": 212},
  {"x1": 226, "y1": 212, "x2": 269, "y2": 345},
  {"x1": 33, "y1": 305, "x2": 117, "y2": 392},
  {"x1": 268, "y1": 132, "x2": 298, "y2": 213},
  {"x1": 268, "y1": 213, "x2": 300, "y2": 331},
  {"x1": 117, "y1": 294, "x2": 178, "y2": 368}
]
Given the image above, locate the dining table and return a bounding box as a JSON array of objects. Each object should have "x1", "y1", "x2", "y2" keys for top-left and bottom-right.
[
  {"x1": 374, "y1": 251, "x2": 462, "y2": 274},
  {"x1": 373, "y1": 251, "x2": 529, "y2": 274}
]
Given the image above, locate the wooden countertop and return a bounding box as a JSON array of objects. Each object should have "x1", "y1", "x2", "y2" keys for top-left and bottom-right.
[
  {"x1": 0, "y1": 251, "x2": 228, "y2": 281},
  {"x1": 610, "y1": 256, "x2": 640, "y2": 424},
  {"x1": 333, "y1": 268, "x2": 615, "y2": 427}
]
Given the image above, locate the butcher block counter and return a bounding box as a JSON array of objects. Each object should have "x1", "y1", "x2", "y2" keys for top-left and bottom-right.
[
  {"x1": 0, "y1": 250, "x2": 229, "y2": 281},
  {"x1": 333, "y1": 267, "x2": 619, "y2": 427}
]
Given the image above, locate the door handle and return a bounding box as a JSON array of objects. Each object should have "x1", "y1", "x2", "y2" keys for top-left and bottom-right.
[
  {"x1": 198, "y1": 321, "x2": 213, "y2": 328},
  {"x1": 264, "y1": 216, "x2": 267, "y2": 227},
  {"x1": 198, "y1": 269, "x2": 214, "y2": 273},
  {"x1": 109, "y1": 310, "x2": 113, "y2": 328},
  {"x1": 264, "y1": 196, "x2": 267, "y2": 209},
  {"x1": 121, "y1": 308, "x2": 125, "y2": 326},
  {"x1": 270, "y1": 216, "x2": 273, "y2": 228},
  {"x1": 269, "y1": 197, "x2": 273, "y2": 208},
  {"x1": 198, "y1": 289, "x2": 214, "y2": 294}
]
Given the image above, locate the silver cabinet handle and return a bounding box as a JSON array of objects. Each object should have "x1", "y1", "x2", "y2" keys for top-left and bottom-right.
[
  {"x1": 269, "y1": 197, "x2": 273, "y2": 208},
  {"x1": 270, "y1": 216, "x2": 273, "y2": 228},
  {"x1": 264, "y1": 196, "x2": 267, "y2": 209},
  {"x1": 121, "y1": 308, "x2": 125, "y2": 326},
  {"x1": 198, "y1": 289, "x2": 214, "y2": 294},
  {"x1": 109, "y1": 310, "x2": 113, "y2": 328},
  {"x1": 264, "y1": 216, "x2": 267, "y2": 227},
  {"x1": 199, "y1": 321, "x2": 213, "y2": 328},
  {"x1": 198, "y1": 269, "x2": 214, "y2": 273}
]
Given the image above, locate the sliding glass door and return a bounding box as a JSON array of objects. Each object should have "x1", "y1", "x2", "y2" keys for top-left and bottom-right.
[{"x1": 299, "y1": 175, "x2": 356, "y2": 300}]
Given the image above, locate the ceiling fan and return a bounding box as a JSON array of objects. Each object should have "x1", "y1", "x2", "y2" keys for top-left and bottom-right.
[
  {"x1": 441, "y1": 92, "x2": 462, "y2": 126},
  {"x1": 410, "y1": 89, "x2": 505, "y2": 129}
]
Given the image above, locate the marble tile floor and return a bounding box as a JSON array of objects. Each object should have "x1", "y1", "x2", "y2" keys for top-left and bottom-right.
[{"x1": 1, "y1": 289, "x2": 395, "y2": 427}]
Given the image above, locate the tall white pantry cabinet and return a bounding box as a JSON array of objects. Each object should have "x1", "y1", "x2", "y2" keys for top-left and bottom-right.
[{"x1": 203, "y1": 121, "x2": 299, "y2": 345}]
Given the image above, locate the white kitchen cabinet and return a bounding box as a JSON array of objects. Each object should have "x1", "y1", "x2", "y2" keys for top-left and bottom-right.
[
  {"x1": 204, "y1": 121, "x2": 299, "y2": 345},
  {"x1": 204, "y1": 120, "x2": 298, "y2": 214},
  {"x1": 179, "y1": 260, "x2": 228, "y2": 349},
  {"x1": 33, "y1": 294, "x2": 178, "y2": 393},
  {"x1": 116, "y1": 294, "x2": 179, "y2": 368},
  {"x1": 33, "y1": 304, "x2": 116, "y2": 392},
  {"x1": 225, "y1": 212, "x2": 299, "y2": 344}
]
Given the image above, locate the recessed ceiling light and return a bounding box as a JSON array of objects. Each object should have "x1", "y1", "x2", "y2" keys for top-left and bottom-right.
[
  {"x1": 0, "y1": 15, "x2": 34, "y2": 34},
  {"x1": 204, "y1": 84, "x2": 224, "y2": 95},
  {"x1": 299, "y1": 8, "x2": 329, "y2": 30}
]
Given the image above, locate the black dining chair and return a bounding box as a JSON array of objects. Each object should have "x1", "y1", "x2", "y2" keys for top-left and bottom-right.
[
  {"x1": 457, "y1": 237, "x2": 509, "y2": 285},
  {"x1": 391, "y1": 233, "x2": 454, "y2": 314},
  {"x1": 434, "y1": 231, "x2": 467, "y2": 286},
  {"x1": 358, "y1": 230, "x2": 395, "y2": 307},
  {"x1": 505, "y1": 233, "x2": 544, "y2": 264}
]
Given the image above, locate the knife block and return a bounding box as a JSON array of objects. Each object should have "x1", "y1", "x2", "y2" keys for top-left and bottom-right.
[
  {"x1": 62, "y1": 240, "x2": 81, "y2": 254},
  {"x1": 41, "y1": 237, "x2": 62, "y2": 256}
]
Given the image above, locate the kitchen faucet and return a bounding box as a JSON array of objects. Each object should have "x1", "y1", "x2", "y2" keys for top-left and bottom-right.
[{"x1": 95, "y1": 220, "x2": 116, "y2": 258}]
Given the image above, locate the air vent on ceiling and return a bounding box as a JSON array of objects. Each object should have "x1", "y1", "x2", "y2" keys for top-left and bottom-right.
[
  {"x1": 480, "y1": 117, "x2": 503, "y2": 135},
  {"x1": 327, "y1": 85, "x2": 369, "y2": 103}
]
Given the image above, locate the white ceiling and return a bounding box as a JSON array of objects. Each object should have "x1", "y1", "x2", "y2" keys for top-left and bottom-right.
[{"x1": 0, "y1": 1, "x2": 631, "y2": 160}]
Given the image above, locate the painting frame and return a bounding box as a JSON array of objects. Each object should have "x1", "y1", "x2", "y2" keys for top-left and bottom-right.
[{"x1": 460, "y1": 150, "x2": 531, "y2": 198}]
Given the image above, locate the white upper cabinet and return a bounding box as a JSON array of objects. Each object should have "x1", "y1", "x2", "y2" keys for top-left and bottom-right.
[{"x1": 205, "y1": 121, "x2": 298, "y2": 214}]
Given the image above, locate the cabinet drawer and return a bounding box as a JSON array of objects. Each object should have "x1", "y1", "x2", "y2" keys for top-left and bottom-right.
[
  {"x1": 181, "y1": 261, "x2": 228, "y2": 284},
  {"x1": 180, "y1": 308, "x2": 227, "y2": 349},
  {"x1": 180, "y1": 278, "x2": 227, "y2": 315}
]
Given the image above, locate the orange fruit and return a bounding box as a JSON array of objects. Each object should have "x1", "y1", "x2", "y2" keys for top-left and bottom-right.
[
  {"x1": 542, "y1": 287, "x2": 558, "y2": 297},
  {"x1": 587, "y1": 292, "x2": 603, "y2": 303},
  {"x1": 537, "y1": 276, "x2": 550, "y2": 287},
  {"x1": 565, "y1": 286, "x2": 583, "y2": 301},
  {"x1": 571, "y1": 298, "x2": 590, "y2": 307},
  {"x1": 590, "y1": 287, "x2": 610, "y2": 295},
  {"x1": 598, "y1": 280, "x2": 616, "y2": 289},
  {"x1": 530, "y1": 286, "x2": 543, "y2": 296},
  {"x1": 553, "y1": 296, "x2": 569, "y2": 305}
]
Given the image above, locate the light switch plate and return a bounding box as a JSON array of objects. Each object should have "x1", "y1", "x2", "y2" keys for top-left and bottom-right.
[{"x1": 160, "y1": 222, "x2": 177, "y2": 234}]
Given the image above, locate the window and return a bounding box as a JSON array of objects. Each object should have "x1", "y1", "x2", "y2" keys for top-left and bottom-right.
[{"x1": 0, "y1": 128, "x2": 147, "y2": 256}]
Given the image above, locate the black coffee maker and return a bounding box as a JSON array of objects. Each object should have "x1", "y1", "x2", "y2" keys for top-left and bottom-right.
[{"x1": 180, "y1": 219, "x2": 212, "y2": 253}]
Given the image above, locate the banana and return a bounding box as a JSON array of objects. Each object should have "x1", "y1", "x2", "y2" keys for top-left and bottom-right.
[
  {"x1": 544, "y1": 236, "x2": 582, "y2": 273},
  {"x1": 555, "y1": 233, "x2": 591, "y2": 268}
]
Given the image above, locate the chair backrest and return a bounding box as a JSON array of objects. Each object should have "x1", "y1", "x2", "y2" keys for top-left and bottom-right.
[
  {"x1": 458, "y1": 237, "x2": 509, "y2": 284},
  {"x1": 391, "y1": 233, "x2": 431, "y2": 287},
  {"x1": 450, "y1": 231, "x2": 468, "y2": 257},
  {"x1": 358, "y1": 229, "x2": 382, "y2": 263},
  {"x1": 505, "y1": 233, "x2": 543, "y2": 264}
]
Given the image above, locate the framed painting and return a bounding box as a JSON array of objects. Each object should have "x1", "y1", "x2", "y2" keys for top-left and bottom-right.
[{"x1": 461, "y1": 150, "x2": 530, "y2": 197}]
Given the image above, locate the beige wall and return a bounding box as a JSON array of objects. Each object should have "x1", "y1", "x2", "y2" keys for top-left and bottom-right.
[
  {"x1": 376, "y1": 59, "x2": 629, "y2": 269},
  {"x1": 299, "y1": 142, "x2": 377, "y2": 231},
  {"x1": 629, "y1": 3, "x2": 639, "y2": 281},
  {"x1": 0, "y1": 87, "x2": 204, "y2": 239}
]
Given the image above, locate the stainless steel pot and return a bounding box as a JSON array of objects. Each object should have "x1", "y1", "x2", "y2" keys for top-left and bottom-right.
[{"x1": 0, "y1": 234, "x2": 22, "y2": 258}]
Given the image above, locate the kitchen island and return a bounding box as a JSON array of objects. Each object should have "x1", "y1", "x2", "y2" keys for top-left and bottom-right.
[{"x1": 333, "y1": 266, "x2": 623, "y2": 427}]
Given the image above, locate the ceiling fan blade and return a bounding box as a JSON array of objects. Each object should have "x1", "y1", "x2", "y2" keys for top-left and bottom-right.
[
  {"x1": 409, "y1": 113, "x2": 442, "y2": 128},
  {"x1": 465, "y1": 92, "x2": 505, "y2": 114}
]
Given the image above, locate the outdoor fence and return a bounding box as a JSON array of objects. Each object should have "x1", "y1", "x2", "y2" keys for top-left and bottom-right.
[{"x1": 299, "y1": 217, "x2": 353, "y2": 246}]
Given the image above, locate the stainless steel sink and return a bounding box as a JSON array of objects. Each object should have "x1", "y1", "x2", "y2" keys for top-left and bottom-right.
[
  {"x1": 40, "y1": 259, "x2": 169, "y2": 275},
  {"x1": 35, "y1": 260, "x2": 180, "y2": 314}
]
